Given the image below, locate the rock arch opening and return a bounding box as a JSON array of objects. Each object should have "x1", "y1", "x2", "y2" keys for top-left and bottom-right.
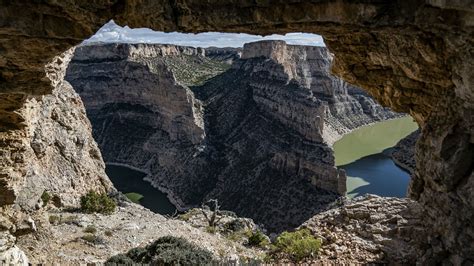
[{"x1": 0, "y1": 1, "x2": 472, "y2": 264}]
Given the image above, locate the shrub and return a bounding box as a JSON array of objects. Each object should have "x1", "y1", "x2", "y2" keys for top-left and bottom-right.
[
  {"x1": 80, "y1": 191, "x2": 116, "y2": 214},
  {"x1": 41, "y1": 191, "x2": 51, "y2": 206},
  {"x1": 105, "y1": 236, "x2": 213, "y2": 265},
  {"x1": 105, "y1": 230, "x2": 113, "y2": 237},
  {"x1": 49, "y1": 215, "x2": 60, "y2": 225},
  {"x1": 224, "y1": 219, "x2": 247, "y2": 232},
  {"x1": 81, "y1": 234, "x2": 106, "y2": 245},
  {"x1": 61, "y1": 215, "x2": 78, "y2": 225},
  {"x1": 206, "y1": 226, "x2": 217, "y2": 234},
  {"x1": 84, "y1": 225, "x2": 97, "y2": 234},
  {"x1": 105, "y1": 254, "x2": 134, "y2": 265},
  {"x1": 247, "y1": 230, "x2": 269, "y2": 248},
  {"x1": 273, "y1": 228, "x2": 321, "y2": 262},
  {"x1": 126, "y1": 247, "x2": 147, "y2": 262}
]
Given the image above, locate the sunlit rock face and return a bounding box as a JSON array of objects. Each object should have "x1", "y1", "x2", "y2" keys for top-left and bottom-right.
[
  {"x1": 241, "y1": 40, "x2": 400, "y2": 145},
  {"x1": 0, "y1": 48, "x2": 112, "y2": 210},
  {"x1": 0, "y1": 1, "x2": 473, "y2": 263}
]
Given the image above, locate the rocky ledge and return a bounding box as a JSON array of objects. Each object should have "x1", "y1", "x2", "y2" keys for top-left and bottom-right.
[
  {"x1": 13, "y1": 200, "x2": 261, "y2": 264},
  {"x1": 303, "y1": 194, "x2": 425, "y2": 264}
]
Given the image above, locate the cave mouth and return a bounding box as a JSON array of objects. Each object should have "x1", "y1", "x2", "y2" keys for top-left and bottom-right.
[
  {"x1": 2, "y1": 2, "x2": 472, "y2": 264},
  {"x1": 64, "y1": 21, "x2": 420, "y2": 231}
]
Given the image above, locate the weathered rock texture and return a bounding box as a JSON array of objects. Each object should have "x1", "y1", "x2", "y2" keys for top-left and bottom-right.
[
  {"x1": 14, "y1": 200, "x2": 261, "y2": 264},
  {"x1": 0, "y1": 231, "x2": 28, "y2": 265},
  {"x1": 0, "y1": 48, "x2": 113, "y2": 265},
  {"x1": 0, "y1": 0, "x2": 473, "y2": 263},
  {"x1": 1, "y1": 48, "x2": 112, "y2": 210},
  {"x1": 66, "y1": 41, "x2": 399, "y2": 232},
  {"x1": 303, "y1": 194, "x2": 425, "y2": 264},
  {"x1": 241, "y1": 40, "x2": 401, "y2": 145},
  {"x1": 392, "y1": 130, "x2": 420, "y2": 174},
  {"x1": 66, "y1": 43, "x2": 232, "y2": 209}
]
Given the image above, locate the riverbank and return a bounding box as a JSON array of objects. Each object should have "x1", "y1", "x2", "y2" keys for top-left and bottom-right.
[
  {"x1": 389, "y1": 130, "x2": 419, "y2": 174},
  {"x1": 333, "y1": 116, "x2": 418, "y2": 198},
  {"x1": 324, "y1": 114, "x2": 406, "y2": 146},
  {"x1": 333, "y1": 116, "x2": 418, "y2": 166},
  {"x1": 105, "y1": 163, "x2": 179, "y2": 214}
]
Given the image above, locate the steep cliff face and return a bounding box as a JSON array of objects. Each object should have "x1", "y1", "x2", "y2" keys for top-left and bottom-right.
[
  {"x1": 0, "y1": 48, "x2": 112, "y2": 210},
  {"x1": 194, "y1": 41, "x2": 399, "y2": 230},
  {"x1": 240, "y1": 41, "x2": 401, "y2": 145},
  {"x1": 66, "y1": 41, "x2": 399, "y2": 232},
  {"x1": 0, "y1": 48, "x2": 113, "y2": 264}
]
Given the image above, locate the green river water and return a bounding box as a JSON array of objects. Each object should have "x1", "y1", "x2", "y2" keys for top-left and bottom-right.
[{"x1": 333, "y1": 116, "x2": 419, "y2": 198}]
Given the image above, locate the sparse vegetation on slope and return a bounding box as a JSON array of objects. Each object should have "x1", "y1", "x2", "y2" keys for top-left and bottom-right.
[
  {"x1": 106, "y1": 236, "x2": 214, "y2": 265},
  {"x1": 41, "y1": 191, "x2": 51, "y2": 206},
  {"x1": 164, "y1": 54, "x2": 231, "y2": 86},
  {"x1": 272, "y1": 228, "x2": 321, "y2": 262},
  {"x1": 80, "y1": 191, "x2": 116, "y2": 214},
  {"x1": 247, "y1": 230, "x2": 270, "y2": 248}
]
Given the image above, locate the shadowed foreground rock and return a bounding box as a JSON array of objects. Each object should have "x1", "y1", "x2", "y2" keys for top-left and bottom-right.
[{"x1": 392, "y1": 130, "x2": 420, "y2": 174}]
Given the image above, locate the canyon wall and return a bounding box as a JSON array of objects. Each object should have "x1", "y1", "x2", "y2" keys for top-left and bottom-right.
[
  {"x1": 66, "y1": 41, "x2": 399, "y2": 232},
  {"x1": 0, "y1": 1, "x2": 473, "y2": 263},
  {"x1": 1, "y1": 48, "x2": 112, "y2": 210},
  {"x1": 392, "y1": 130, "x2": 420, "y2": 174},
  {"x1": 241, "y1": 41, "x2": 401, "y2": 145}
]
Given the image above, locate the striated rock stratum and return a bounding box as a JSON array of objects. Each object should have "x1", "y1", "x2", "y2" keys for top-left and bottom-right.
[{"x1": 66, "y1": 40, "x2": 399, "y2": 232}]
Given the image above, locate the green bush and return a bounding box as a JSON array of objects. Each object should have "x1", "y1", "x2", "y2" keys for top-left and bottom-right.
[
  {"x1": 224, "y1": 219, "x2": 246, "y2": 232},
  {"x1": 206, "y1": 226, "x2": 217, "y2": 234},
  {"x1": 106, "y1": 236, "x2": 213, "y2": 265},
  {"x1": 84, "y1": 225, "x2": 97, "y2": 234},
  {"x1": 273, "y1": 228, "x2": 321, "y2": 262},
  {"x1": 81, "y1": 234, "x2": 106, "y2": 245},
  {"x1": 49, "y1": 215, "x2": 60, "y2": 225},
  {"x1": 105, "y1": 254, "x2": 134, "y2": 265},
  {"x1": 80, "y1": 191, "x2": 116, "y2": 214},
  {"x1": 247, "y1": 230, "x2": 269, "y2": 248},
  {"x1": 105, "y1": 230, "x2": 113, "y2": 237},
  {"x1": 41, "y1": 191, "x2": 51, "y2": 206}
]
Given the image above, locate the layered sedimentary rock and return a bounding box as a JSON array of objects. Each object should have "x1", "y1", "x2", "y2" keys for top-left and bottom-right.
[
  {"x1": 66, "y1": 43, "x2": 227, "y2": 208},
  {"x1": 66, "y1": 41, "x2": 398, "y2": 232},
  {"x1": 1, "y1": 1, "x2": 473, "y2": 263},
  {"x1": 240, "y1": 41, "x2": 400, "y2": 145}
]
